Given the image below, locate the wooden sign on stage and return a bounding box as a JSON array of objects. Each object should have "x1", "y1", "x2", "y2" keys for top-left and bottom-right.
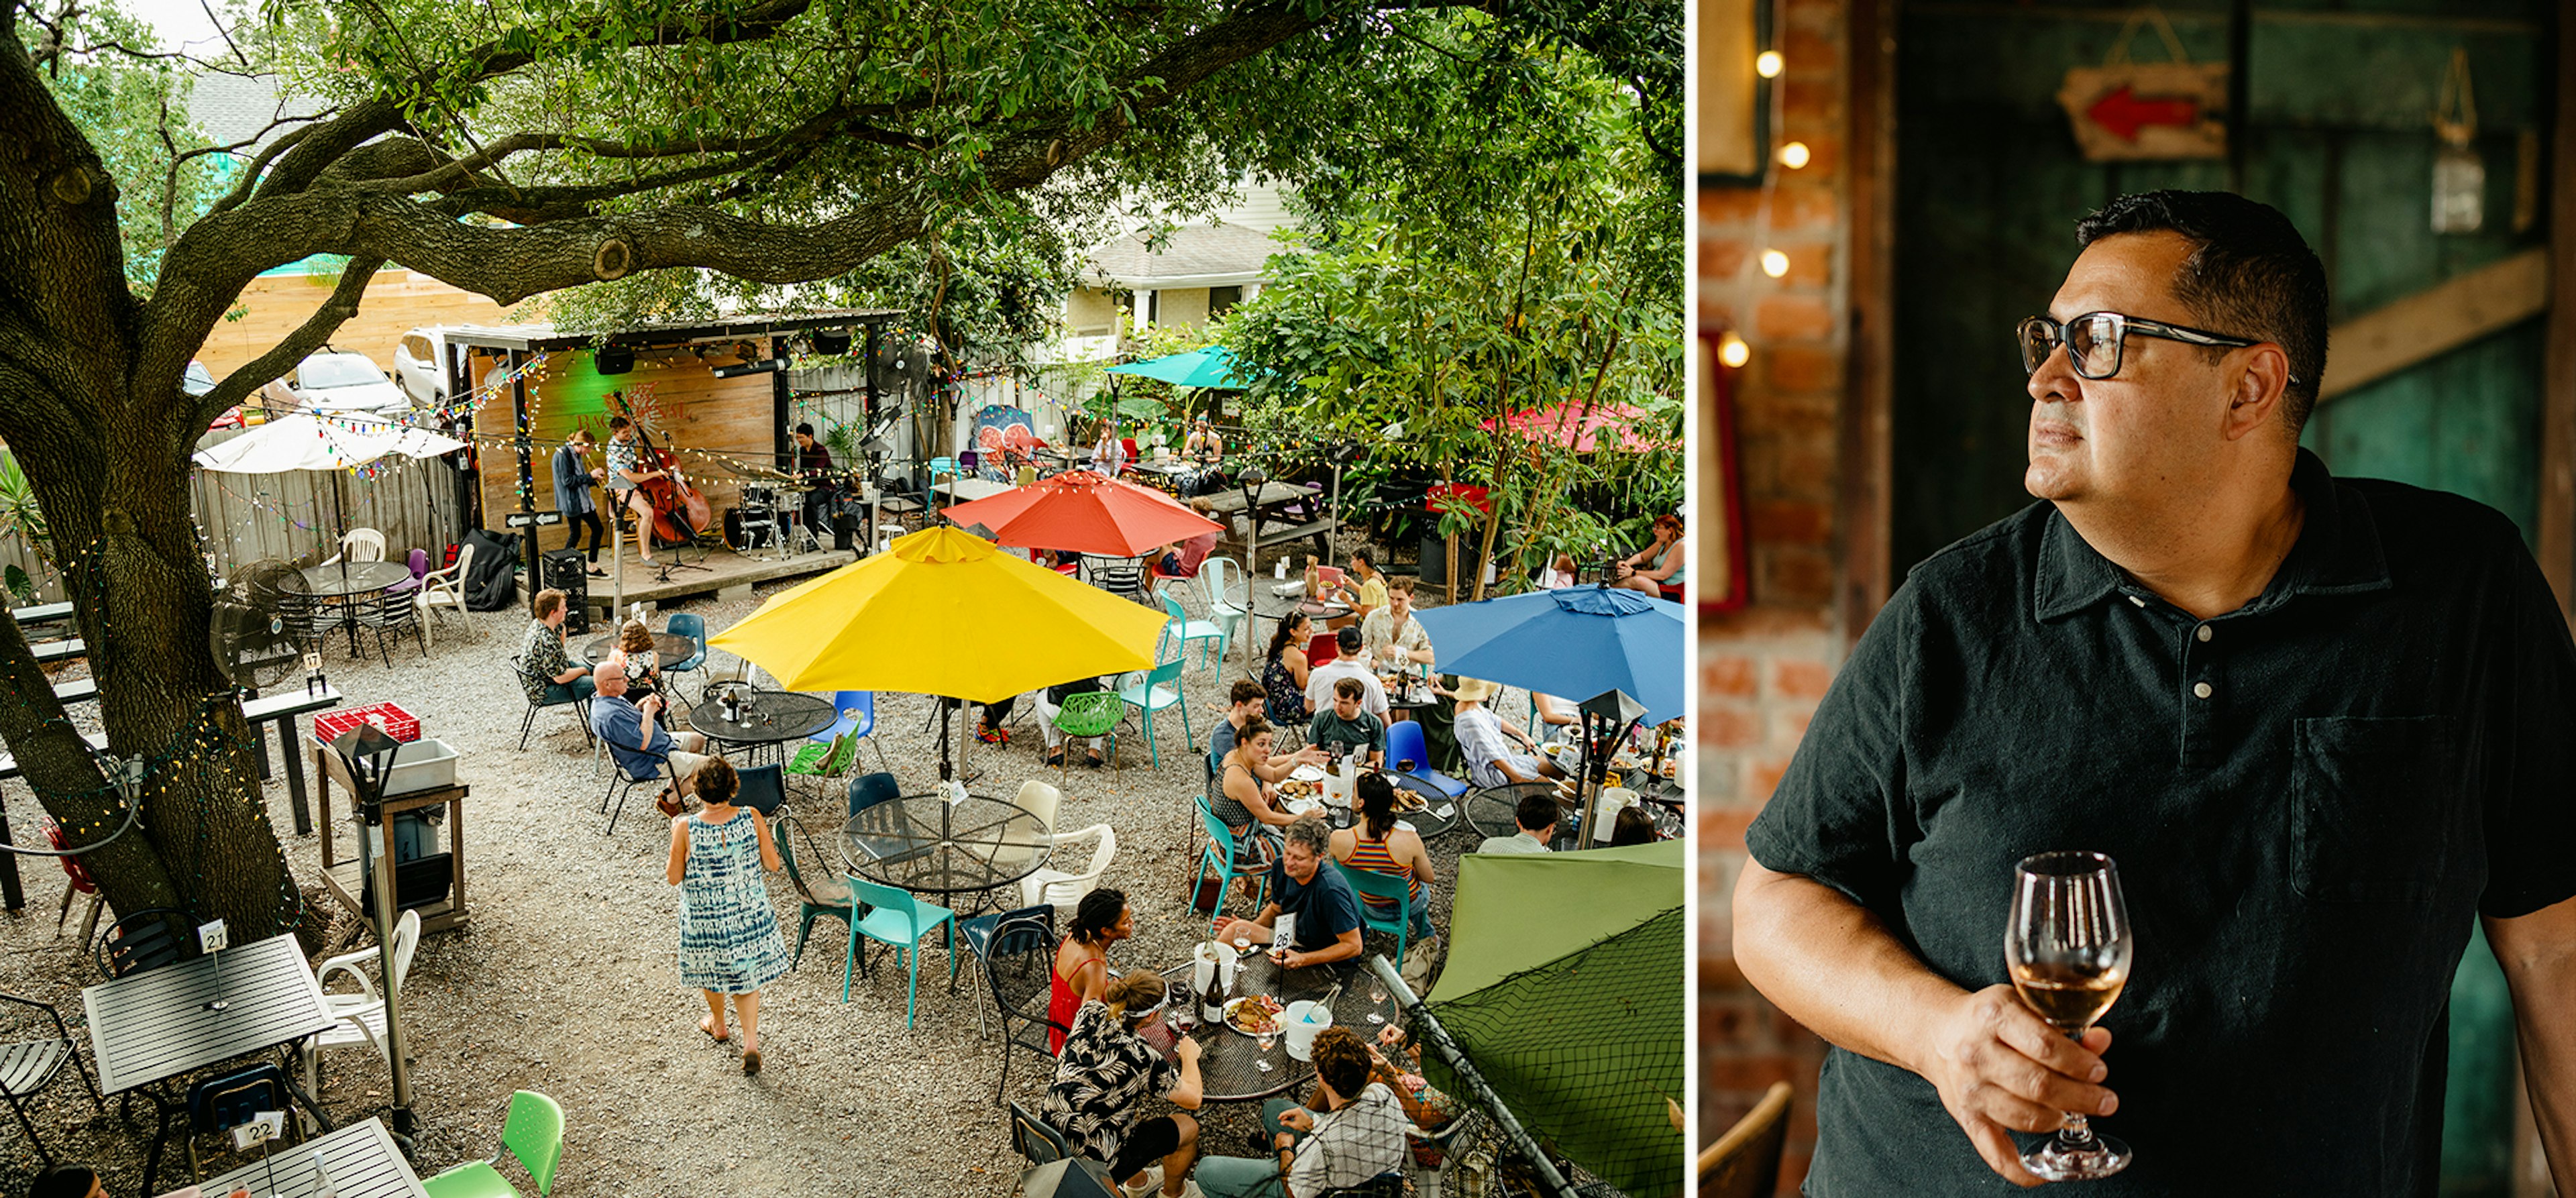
[{"x1": 2055, "y1": 9, "x2": 2226, "y2": 163}]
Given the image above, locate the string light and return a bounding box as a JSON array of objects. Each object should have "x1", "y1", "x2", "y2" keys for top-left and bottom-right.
[
  {"x1": 1778, "y1": 141, "x2": 1811, "y2": 170},
  {"x1": 1760, "y1": 250, "x2": 1790, "y2": 278},
  {"x1": 1755, "y1": 50, "x2": 1784, "y2": 78},
  {"x1": 1719, "y1": 333, "x2": 1751, "y2": 369}
]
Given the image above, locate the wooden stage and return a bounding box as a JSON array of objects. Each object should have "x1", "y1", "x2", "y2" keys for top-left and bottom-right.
[{"x1": 576, "y1": 539, "x2": 861, "y2": 612}]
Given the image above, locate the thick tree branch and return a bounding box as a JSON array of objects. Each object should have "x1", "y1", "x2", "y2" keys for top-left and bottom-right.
[
  {"x1": 206, "y1": 122, "x2": 315, "y2": 216},
  {"x1": 192, "y1": 255, "x2": 384, "y2": 431}
]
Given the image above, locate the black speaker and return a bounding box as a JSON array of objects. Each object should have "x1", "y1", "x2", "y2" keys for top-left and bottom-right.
[
  {"x1": 811, "y1": 328, "x2": 852, "y2": 356},
  {"x1": 596, "y1": 345, "x2": 634, "y2": 374},
  {"x1": 833, "y1": 509, "x2": 858, "y2": 551},
  {"x1": 541, "y1": 549, "x2": 590, "y2": 634}
]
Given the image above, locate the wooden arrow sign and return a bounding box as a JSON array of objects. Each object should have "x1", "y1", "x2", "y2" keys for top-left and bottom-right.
[{"x1": 2057, "y1": 62, "x2": 2228, "y2": 162}]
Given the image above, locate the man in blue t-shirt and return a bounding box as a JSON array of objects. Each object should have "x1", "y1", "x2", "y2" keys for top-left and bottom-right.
[
  {"x1": 588, "y1": 659, "x2": 713, "y2": 797},
  {"x1": 1212, "y1": 816, "x2": 1362, "y2": 968}
]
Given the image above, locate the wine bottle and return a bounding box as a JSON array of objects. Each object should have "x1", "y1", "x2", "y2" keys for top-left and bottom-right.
[{"x1": 1201, "y1": 946, "x2": 1227, "y2": 1023}]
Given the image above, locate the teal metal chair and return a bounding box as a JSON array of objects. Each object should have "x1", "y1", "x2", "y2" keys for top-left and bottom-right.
[
  {"x1": 1334, "y1": 860, "x2": 1416, "y2": 963},
  {"x1": 1193, "y1": 796, "x2": 1271, "y2": 920},
  {"x1": 422, "y1": 1090, "x2": 564, "y2": 1197},
  {"x1": 662, "y1": 612, "x2": 708, "y2": 689},
  {"x1": 1052, "y1": 692, "x2": 1124, "y2": 792},
  {"x1": 1116, "y1": 649, "x2": 1191, "y2": 768},
  {"x1": 844, "y1": 875, "x2": 958, "y2": 1028},
  {"x1": 1159, "y1": 587, "x2": 1228, "y2": 668},
  {"x1": 773, "y1": 814, "x2": 861, "y2": 972},
  {"x1": 1199, "y1": 555, "x2": 1250, "y2": 665}
]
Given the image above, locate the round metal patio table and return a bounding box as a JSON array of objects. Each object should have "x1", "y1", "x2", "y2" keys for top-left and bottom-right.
[
  {"x1": 1159, "y1": 950, "x2": 1401, "y2": 1102},
  {"x1": 299, "y1": 561, "x2": 414, "y2": 597},
  {"x1": 581, "y1": 631, "x2": 698, "y2": 665},
  {"x1": 1461, "y1": 781, "x2": 1583, "y2": 851},
  {"x1": 839, "y1": 794, "x2": 1051, "y2": 900},
  {"x1": 687, "y1": 690, "x2": 837, "y2": 763}
]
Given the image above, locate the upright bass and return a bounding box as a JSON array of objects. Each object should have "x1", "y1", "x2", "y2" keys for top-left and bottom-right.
[{"x1": 608, "y1": 391, "x2": 711, "y2": 547}]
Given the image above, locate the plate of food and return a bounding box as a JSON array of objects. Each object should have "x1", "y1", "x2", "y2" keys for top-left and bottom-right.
[
  {"x1": 1226, "y1": 995, "x2": 1286, "y2": 1036},
  {"x1": 1278, "y1": 777, "x2": 1318, "y2": 800},
  {"x1": 1284, "y1": 796, "x2": 1322, "y2": 816},
  {"x1": 1289, "y1": 764, "x2": 1326, "y2": 783},
  {"x1": 1540, "y1": 741, "x2": 1576, "y2": 765}
]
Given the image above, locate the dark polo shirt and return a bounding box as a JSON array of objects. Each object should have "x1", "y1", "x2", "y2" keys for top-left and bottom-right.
[{"x1": 1748, "y1": 449, "x2": 2576, "y2": 1197}]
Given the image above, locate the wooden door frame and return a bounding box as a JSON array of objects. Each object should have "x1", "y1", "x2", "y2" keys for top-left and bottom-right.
[{"x1": 1839, "y1": 0, "x2": 1898, "y2": 641}]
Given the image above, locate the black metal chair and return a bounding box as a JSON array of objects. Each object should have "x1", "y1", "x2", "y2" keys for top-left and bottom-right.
[
  {"x1": 981, "y1": 916, "x2": 1068, "y2": 1105},
  {"x1": 180, "y1": 1061, "x2": 300, "y2": 1183},
  {"x1": 0, "y1": 991, "x2": 103, "y2": 1165},
  {"x1": 600, "y1": 743, "x2": 674, "y2": 834},
  {"x1": 95, "y1": 907, "x2": 197, "y2": 979},
  {"x1": 957, "y1": 903, "x2": 1055, "y2": 1040},
  {"x1": 513, "y1": 655, "x2": 596, "y2": 753},
  {"x1": 1316, "y1": 1174, "x2": 1407, "y2": 1198},
  {"x1": 735, "y1": 763, "x2": 787, "y2": 816},
  {"x1": 1008, "y1": 1098, "x2": 1073, "y2": 1165},
  {"x1": 356, "y1": 589, "x2": 427, "y2": 664}
]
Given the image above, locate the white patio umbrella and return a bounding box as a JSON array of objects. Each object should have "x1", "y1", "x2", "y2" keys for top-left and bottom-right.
[{"x1": 194, "y1": 413, "x2": 468, "y2": 584}]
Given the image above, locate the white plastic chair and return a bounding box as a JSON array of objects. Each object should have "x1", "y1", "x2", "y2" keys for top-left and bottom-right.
[
  {"x1": 1198, "y1": 556, "x2": 1250, "y2": 664},
  {"x1": 299, "y1": 908, "x2": 419, "y2": 1103},
  {"x1": 1018, "y1": 823, "x2": 1115, "y2": 921},
  {"x1": 339, "y1": 529, "x2": 386, "y2": 562},
  {"x1": 991, "y1": 779, "x2": 1063, "y2": 873},
  {"x1": 412, "y1": 542, "x2": 475, "y2": 647}
]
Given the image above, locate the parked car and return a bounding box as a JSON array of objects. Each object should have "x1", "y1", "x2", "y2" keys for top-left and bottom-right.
[
  {"x1": 261, "y1": 351, "x2": 412, "y2": 423},
  {"x1": 189, "y1": 360, "x2": 264, "y2": 429},
  {"x1": 392, "y1": 327, "x2": 458, "y2": 407}
]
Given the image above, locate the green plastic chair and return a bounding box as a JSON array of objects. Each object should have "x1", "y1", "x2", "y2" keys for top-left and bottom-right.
[
  {"x1": 1116, "y1": 651, "x2": 1192, "y2": 768},
  {"x1": 1052, "y1": 690, "x2": 1124, "y2": 792},
  {"x1": 773, "y1": 813, "x2": 861, "y2": 971},
  {"x1": 785, "y1": 729, "x2": 855, "y2": 789},
  {"x1": 844, "y1": 875, "x2": 958, "y2": 1028},
  {"x1": 1334, "y1": 859, "x2": 1416, "y2": 963},
  {"x1": 423, "y1": 1090, "x2": 564, "y2": 1197}
]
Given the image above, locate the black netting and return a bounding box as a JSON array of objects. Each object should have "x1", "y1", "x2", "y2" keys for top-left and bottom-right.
[{"x1": 1422, "y1": 906, "x2": 1684, "y2": 1198}]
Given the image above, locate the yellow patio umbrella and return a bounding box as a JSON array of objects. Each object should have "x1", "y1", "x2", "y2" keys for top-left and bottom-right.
[{"x1": 707, "y1": 525, "x2": 1169, "y2": 703}]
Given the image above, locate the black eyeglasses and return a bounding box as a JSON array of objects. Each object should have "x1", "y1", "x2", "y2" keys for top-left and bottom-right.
[{"x1": 2017, "y1": 312, "x2": 2300, "y2": 385}]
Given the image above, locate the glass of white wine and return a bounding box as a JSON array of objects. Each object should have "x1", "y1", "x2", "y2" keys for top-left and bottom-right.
[{"x1": 2006, "y1": 850, "x2": 2133, "y2": 1181}]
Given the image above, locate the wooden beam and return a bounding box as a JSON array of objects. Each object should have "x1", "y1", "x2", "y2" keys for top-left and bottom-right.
[
  {"x1": 2318, "y1": 247, "x2": 2548, "y2": 403},
  {"x1": 2542, "y1": 4, "x2": 2576, "y2": 629}
]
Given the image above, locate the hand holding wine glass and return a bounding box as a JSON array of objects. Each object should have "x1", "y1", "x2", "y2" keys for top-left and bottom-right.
[{"x1": 2006, "y1": 850, "x2": 2135, "y2": 1181}]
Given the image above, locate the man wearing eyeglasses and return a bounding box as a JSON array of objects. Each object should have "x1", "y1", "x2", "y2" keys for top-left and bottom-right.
[{"x1": 1733, "y1": 190, "x2": 2576, "y2": 1195}]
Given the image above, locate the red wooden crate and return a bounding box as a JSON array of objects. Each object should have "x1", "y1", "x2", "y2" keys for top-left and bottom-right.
[{"x1": 312, "y1": 702, "x2": 421, "y2": 745}]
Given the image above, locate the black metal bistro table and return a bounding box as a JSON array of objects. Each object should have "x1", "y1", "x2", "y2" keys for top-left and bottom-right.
[
  {"x1": 301, "y1": 561, "x2": 415, "y2": 656},
  {"x1": 840, "y1": 793, "x2": 1052, "y2": 910},
  {"x1": 84, "y1": 932, "x2": 343, "y2": 1194},
  {"x1": 1461, "y1": 780, "x2": 1584, "y2": 851},
  {"x1": 687, "y1": 690, "x2": 837, "y2": 766},
  {"x1": 192, "y1": 1115, "x2": 429, "y2": 1198},
  {"x1": 580, "y1": 631, "x2": 698, "y2": 666},
  {"x1": 1159, "y1": 949, "x2": 1401, "y2": 1102}
]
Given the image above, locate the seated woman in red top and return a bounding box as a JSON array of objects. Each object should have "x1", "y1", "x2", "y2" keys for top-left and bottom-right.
[{"x1": 1049, "y1": 888, "x2": 1131, "y2": 1054}]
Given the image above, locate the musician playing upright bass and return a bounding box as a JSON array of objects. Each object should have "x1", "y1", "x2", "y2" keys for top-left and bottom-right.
[
  {"x1": 605, "y1": 415, "x2": 669, "y2": 565},
  {"x1": 787, "y1": 422, "x2": 836, "y2": 546}
]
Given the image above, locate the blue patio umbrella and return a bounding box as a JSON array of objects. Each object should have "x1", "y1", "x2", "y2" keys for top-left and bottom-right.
[
  {"x1": 1411, "y1": 585, "x2": 1686, "y2": 724},
  {"x1": 1102, "y1": 345, "x2": 1255, "y2": 389}
]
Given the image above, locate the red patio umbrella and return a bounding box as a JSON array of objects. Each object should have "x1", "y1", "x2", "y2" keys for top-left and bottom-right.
[
  {"x1": 939, "y1": 469, "x2": 1225, "y2": 557},
  {"x1": 1483, "y1": 401, "x2": 1675, "y2": 453}
]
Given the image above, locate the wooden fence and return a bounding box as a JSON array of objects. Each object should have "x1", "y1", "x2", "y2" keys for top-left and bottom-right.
[{"x1": 1, "y1": 432, "x2": 466, "y2": 605}]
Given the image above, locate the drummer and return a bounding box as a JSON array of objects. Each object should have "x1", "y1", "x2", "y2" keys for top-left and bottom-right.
[{"x1": 786, "y1": 423, "x2": 837, "y2": 542}]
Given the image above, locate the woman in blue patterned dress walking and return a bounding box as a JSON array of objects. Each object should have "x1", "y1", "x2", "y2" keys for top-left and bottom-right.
[{"x1": 662, "y1": 757, "x2": 790, "y2": 1074}]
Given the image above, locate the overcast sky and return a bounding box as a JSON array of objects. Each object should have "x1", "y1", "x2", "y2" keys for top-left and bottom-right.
[{"x1": 119, "y1": 0, "x2": 231, "y2": 58}]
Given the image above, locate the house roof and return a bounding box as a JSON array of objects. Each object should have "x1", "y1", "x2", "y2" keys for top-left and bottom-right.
[
  {"x1": 188, "y1": 72, "x2": 316, "y2": 156},
  {"x1": 1083, "y1": 222, "x2": 1287, "y2": 289}
]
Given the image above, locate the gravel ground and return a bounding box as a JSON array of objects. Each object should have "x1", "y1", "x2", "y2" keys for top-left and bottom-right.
[{"x1": 0, "y1": 552, "x2": 1525, "y2": 1197}]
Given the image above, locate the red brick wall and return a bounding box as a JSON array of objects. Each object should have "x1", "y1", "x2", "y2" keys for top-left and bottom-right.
[{"x1": 1699, "y1": 0, "x2": 1856, "y2": 1188}]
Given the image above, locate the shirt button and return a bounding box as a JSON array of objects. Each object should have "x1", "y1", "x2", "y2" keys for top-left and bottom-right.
[
  {"x1": 2193, "y1": 682, "x2": 2213, "y2": 700},
  {"x1": 2196, "y1": 624, "x2": 2212, "y2": 643}
]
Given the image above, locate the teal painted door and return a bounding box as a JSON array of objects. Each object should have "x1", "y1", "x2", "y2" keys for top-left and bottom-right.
[{"x1": 1891, "y1": 4, "x2": 2554, "y2": 1193}]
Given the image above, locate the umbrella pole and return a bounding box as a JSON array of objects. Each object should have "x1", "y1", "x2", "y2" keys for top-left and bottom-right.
[{"x1": 1364, "y1": 956, "x2": 1582, "y2": 1198}]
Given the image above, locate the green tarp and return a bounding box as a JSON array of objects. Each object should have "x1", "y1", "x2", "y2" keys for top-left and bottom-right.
[{"x1": 1427, "y1": 840, "x2": 1684, "y2": 1197}]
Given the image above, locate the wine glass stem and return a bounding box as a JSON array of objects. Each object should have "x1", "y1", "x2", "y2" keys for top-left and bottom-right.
[{"x1": 2055, "y1": 1028, "x2": 2099, "y2": 1148}]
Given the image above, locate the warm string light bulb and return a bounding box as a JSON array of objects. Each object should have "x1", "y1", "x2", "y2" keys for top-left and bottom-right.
[
  {"x1": 1778, "y1": 141, "x2": 1811, "y2": 170},
  {"x1": 1756, "y1": 50, "x2": 1784, "y2": 78},
  {"x1": 1719, "y1": 333, "x2": 1751, "y2": 369},
  {"x1": 1760, "y1": 250, "x2": 1791, "y2": 278}
]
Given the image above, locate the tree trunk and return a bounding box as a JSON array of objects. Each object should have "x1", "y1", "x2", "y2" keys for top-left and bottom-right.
[{"x1": 0, "y1": 402, "x2": 313, "y2": 950}]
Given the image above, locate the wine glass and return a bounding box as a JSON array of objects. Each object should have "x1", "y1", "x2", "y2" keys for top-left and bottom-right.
[
  {"x1": 1366, "y1": 975, "x2": 1387, "y2": 1024},
  {"x1": 2006, "y1": 851, "x2": 2134, "y2": 1181}
]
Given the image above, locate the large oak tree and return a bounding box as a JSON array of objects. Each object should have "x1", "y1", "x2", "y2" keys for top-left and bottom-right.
[{"x1": 0, "y1": 0, "x2": 1674, "y2": 942}]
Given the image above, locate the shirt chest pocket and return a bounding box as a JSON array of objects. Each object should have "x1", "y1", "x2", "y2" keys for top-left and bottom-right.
[{"x1": 2291, "y1": 716, "x2": 2457, "y2": 904}]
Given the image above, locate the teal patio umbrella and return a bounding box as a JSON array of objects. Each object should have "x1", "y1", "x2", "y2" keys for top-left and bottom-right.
[{"x1": 1103, "y1": 345, "x2": 1254, "y2": 390}]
